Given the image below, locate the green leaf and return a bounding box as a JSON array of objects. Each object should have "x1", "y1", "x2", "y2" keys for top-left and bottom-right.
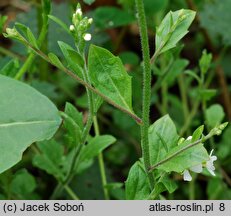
[
  {"x1": 206, "y1": 104, "x2": 225, "y2": 128},
  {"x1": 63, "y1": 103, "x2": 83, "y2": 148},
  {"x1": 33, "y1": 140, "x2": 65, "y2": 180},
  {"x1": 83, "y1": 0, "x2": 95, "y2": 5},
  {"x1": 149, "y1": 174, "x2": 177, "y2": 199},
  {"x1": 58, "y1": 41, "x2": 84, "y2": 79},
  {"x1": 191, "y1": 125, "x2": 204, "y2": 142},
  {"x1": 65, "y1": 102, "x2": 83, "y2": 130},
  {"x1": 48, "y1": 52, "x2": 65, "y2": 70},
  {"x1": 199, "y1": 50, "x2": 212, "y2": 74},
  {"x1": 155, "y1": 9, "x2": 196, "y2": 55},
  {"x1": 88, "y1": 45, "x2": 133, "y2": 113},
  {"x1": 162, "y1": 58, "x2": 189, "y2": 86},
  {"x1": 149, "y1": 115, "x2": 179, "y2": 165},
  {"x1": 48, "y1": 15, "x2": 70, "y2": 34},
  {"x1": 93, "y1": 7, "x2": 135, "y2": 29},
  {"x1": 79, "y1": 135, "x2": 116, "y2": 162},
  {"x1": 158, "y1": 142, "x2": 209, "y2": 173},
  {"x1": 26, "y1": 28, "x2": 38, "y2": 49},
  {"x1": 10, "y1": 169, "x2": 36, "y2": 197},
  {"x1": 149, "y1": 115, "x2": 209, "y2": 174},
  {"x1": 125, "y1": 161, "x2": 150, "y2": 200},
  {"x1": 0, "y1": 75, "x2": 61, "y2": 174},
  {"x1": 198, "y1": 89, "x2": 217, "y2": 101},
  {"x1": 0, "y1": 59, "x2": 19, "y2": 77}
]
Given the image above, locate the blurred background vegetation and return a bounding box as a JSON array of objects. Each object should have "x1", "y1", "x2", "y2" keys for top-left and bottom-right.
[{"x1": 0, "y1": 0, "x2": 231, "y2": 199}]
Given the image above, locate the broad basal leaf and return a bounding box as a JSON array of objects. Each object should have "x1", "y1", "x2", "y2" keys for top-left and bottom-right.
[
  {"x1": 0, "y1": 75, "x2": 61, "y2": 174},
  {"x1": 155, "y1": 9, "x2": 196, "y2": 54},
  {"x1": 125, "y1": 161, "x2": 150, "y2": 200},
  {"x1": 88, "y1": 45, "x2": 133, "y2": 113}
]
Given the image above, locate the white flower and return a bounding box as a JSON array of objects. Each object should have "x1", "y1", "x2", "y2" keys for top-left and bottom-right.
[
  {"x1": 183, "y1": 170, "x2": 192, "y2": 181},
  {"x1": 186, "y1": 136, "x2": 192, "y2": 141},
  {"x1": 69, "y1": 25, "x2": 75, "y2": 31},
  {"x1": 205, "y1": 149, "x2": 217, "y2": 176},
  {"x1": 83, "y1": 33, "x2": 91, "y2": 41},
  {"x1": 76, "y1": 8, "x2": 82, "y2": 16},
  {"x1": 88, "y1": 18, "x2": 93, "y2": 24}
]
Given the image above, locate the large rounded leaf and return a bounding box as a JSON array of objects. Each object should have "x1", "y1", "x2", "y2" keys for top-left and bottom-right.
[{"x1": 0, "y1": 75, "x2": 62, "y2": 174}]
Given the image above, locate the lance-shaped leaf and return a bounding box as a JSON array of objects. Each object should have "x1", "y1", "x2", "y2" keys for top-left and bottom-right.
[
  {"x1": 58, "y1": 41, "x2": 84, "y2": 79},
  {"x1": 88, "y1": 45, "x2": 133, "y2": 113},
  {"x1": 155, "y1": 9, "x2": 196, "y2": 55},
  {"x1": 0, "y1": 75, "x2": 62, "y2": 174}
]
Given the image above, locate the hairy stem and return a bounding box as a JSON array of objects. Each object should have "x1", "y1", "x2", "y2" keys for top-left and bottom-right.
[{"x1": 135, "y1": 0, "x2": 155, "y2": 189}]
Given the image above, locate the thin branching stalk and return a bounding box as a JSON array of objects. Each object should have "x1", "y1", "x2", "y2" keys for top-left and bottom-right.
[{"x1": 93, "y1": 116, "x2": 110, "y2": 200}]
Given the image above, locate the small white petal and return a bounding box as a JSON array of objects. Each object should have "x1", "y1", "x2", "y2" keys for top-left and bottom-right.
[
  {"x1": 207, "y1": 167, "x2": 216, "y2": 176},
  {"x1": 76, "y1": 8, "x2": 82, "y2": 16},
  {"x1": 190, "y1": 164, "x2": 203, "y2": 173},
  {"x1": 183, "y1": 170, "x2": 192, "y2": 181},
  {"x1": 83, "y1": 33, "x2": 91, "y2": 41},
  {"x1": 186, "y1": 136, "x2": 192, "y2": 141},
  {"x1": 88, "y1": 18, "x2": 93, "y2": 24},
  {"x1": 69, "y1": 25, "x2": 75, "y2": 31},
  {"x1": 206, "y1": 149, "x2": 217, "y2": 176}
]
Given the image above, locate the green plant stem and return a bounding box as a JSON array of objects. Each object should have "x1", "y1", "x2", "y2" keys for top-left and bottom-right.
[
  {"x1": 189, "y1": 174, "x2": 195, "y2": 199},
  {"x1": 15, "y1": 54, "x2": 35, "y2": 80},
  {"x1": 178, "y1": 74, "x2": 189, "y2": 125},
  {"x1": 149, "y1": 129, "x2": 218, "y2": 172},
  {"x1": 93, "y1": 116, "x2": 110, "y2": 200},
  {"x1": 64, "y1": 185, "x2": 79, "y2": 200},
  {"x1": 37, "y1": 2, "x2": 49, "y2": 80},
  {"x1": 14, "y1": 3, "x2": 49, "y2": 80},
  {"x1": 135, "y1": 0, "x2": 155, "y2": 189},
  {"x1": 19, "y1": 39, "x2": 142, "y2": 124},
  {"x1": 161, "y1": 84, "x2": 168, "y2": 114}
]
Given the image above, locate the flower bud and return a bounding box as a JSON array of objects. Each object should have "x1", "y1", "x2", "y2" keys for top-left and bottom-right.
[
  {"x1": 69, "y1": 25, "x2": 75, "y2": 31},
  {"x1": 83, "y1": 33, "x2": 91, "y2": 41}
]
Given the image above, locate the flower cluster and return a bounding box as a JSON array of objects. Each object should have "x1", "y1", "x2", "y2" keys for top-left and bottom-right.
[
  {"x1": 69, "y1": 4, "x2": 93, "y2": 48},
  {"x1": 182, "y1": 136, "x2": 217, "y2": 181}
]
